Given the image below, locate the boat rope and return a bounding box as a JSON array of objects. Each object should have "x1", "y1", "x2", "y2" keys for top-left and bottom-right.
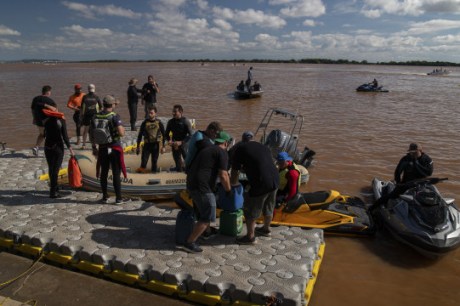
[{"x1": 0, "y1": 252, "x2": 45, "y2": 290}]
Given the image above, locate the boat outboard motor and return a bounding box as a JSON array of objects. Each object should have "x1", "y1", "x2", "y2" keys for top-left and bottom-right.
[{"x1": 265, "y1": 129, "x2": 291, "y2": 158}]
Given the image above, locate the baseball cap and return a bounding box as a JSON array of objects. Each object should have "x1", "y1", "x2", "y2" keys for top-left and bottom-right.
[
  {"x1": 408, "y1": 143, "x2": 421, "y2": 152},
  {"x1": 214, "y1": 131, "x2": 232, "y2": 143},
  {"x1": 242, "y1": 131, "x2": 254, "y2": 142},
  {"x1": 103, "y1": 95, "x2": 119, "y2": 106},
  {"x1": 276, "y1": 151, "x2": 293, "y2": 162},
  {"x1": 74, "y1": 84, "x2": 82, "y2": 90},
  {"x1": 88, "y1": 84, "x2": 95, "y2": 92}
]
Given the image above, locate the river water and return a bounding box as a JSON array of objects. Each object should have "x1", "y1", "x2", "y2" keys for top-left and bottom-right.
[{"x1": 0, "y1": 62, "x2": 459, "y2": 305}]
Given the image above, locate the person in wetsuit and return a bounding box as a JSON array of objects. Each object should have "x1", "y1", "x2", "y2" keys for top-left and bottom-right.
[
  {"x1": 127, "y1": 78, "x2": 142, "y2": 131},
  {"x1": 43, "y1": 109, "x2": 74, "y2": 198},
  {"x1": 165, "y1": 104, "x2": 194, "y2": 172},
  {"x1": 80, "y1": 84, "x2": 102, "y2": 149},
  {"x1": 394, "y1": 143, "x2": 433, "y2": 184}
]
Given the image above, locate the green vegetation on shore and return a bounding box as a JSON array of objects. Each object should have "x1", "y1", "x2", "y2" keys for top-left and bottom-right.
[{"x1": 4, "y1": 58, "x2": 460, "y2": 66}]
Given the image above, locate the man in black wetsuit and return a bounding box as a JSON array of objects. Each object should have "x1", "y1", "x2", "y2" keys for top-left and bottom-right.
[
  {"x1": 165, "y1": 104, "x2": 193, "y2": 171},
  {"x1": 394, "y1": 143, "x2": 433, "y2": 184},
  {"x1": 142, "y1": 75, "x2": 160, "y2": 118},
  {"x1": 31, "y1": 85, "x2": 57, "y2": 156},
  {"x1": 372, "y1": 143, "x2": 433, "y2": 209}
]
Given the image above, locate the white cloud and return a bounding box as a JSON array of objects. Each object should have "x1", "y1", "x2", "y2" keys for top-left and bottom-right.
[
  {"x1": 62, "y1": 1, "x2": 142, "y2": 19},
  {"x1": 303, "y1": 19, "x2": 321, "y2": 27},
  {"x1": 277, "y1": 0, "x2": 326, "y2": 18},
  {"x1": 433, "y1": 33, "x2": 460, "y2": 43},
  {"x1": 62, "y1": 25, "x2": 113, "y2": 38},
  {"x1": 360, "y1": 0, "x2": 460, "y2": 18},
  {"x1": 406, "y1": 19, "x2": 460, "y2": 35},
  {"x1": 0, "y1": 25, "x2": 21, "y2": 36},
  {"x1": 0, "y1": 38, "x2": 21, "y2": 49},
  {"x1": 214, "y1": 19, "x2": 233, "y2": 31},
  {"x1": 195, "y1": 0, "x2": 209, "y2": 11},
  {"x1": 213, "y1": 7, "x2": 286, "y2": 29}
]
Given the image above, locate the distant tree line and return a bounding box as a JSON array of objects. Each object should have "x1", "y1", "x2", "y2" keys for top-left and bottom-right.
[{"x1": 6, "y1": 58, "x2": 460, "y2": 66}]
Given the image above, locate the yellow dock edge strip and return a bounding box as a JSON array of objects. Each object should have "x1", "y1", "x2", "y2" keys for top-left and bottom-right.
[
  {"x1": 305, "y1": 242, "x2": 326, "y2": 305},
  {"x1": 2, "y1": 240, "x2": 324, "y2": 306}
]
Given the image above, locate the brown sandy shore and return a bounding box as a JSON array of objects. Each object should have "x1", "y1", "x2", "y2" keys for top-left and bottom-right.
[{"x1": 0, "y1": 142, "x2": 325, "y2": 306}]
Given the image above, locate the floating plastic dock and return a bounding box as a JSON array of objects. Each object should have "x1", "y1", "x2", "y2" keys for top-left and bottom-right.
[{"x1": 0, "y1": 145, "x2": 325, "y2": 306}]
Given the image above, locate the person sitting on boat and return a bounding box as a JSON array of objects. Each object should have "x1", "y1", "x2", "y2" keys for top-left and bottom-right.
[
  {"x1": 135, "y1": 105, "x2": 166, "y2": 173},
  {"x1": 252, "y1": 81, "x2": 261, "y2": 91},
  {"x1": 237, "y1": 80, "x2": 245, "y2": 91},
  {"x1": 276, "y1": 152, "x2": 301, "y2": 204},
  {"x1": 371, "y1": 143, "x2": 433, "y2": 210},
  {"x1": 394, "y1": 143, "x2": 433, "y2": 184},
  {"x1": 369, "y1": 78, "x2": 378, "y2": 88}
]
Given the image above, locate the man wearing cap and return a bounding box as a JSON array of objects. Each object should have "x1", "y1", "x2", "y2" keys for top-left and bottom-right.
[
  {"x1": 230, "y1": 139, "x2": 279, "y2": 244},
  {"x1": 91, "y1": 95, "x2": 126, "y2": 205},
  {"x1": 185, "y1": 121, "x2": 223, "y2": 172},
  {"x1": 67, "y1": 84, "x2": 86, "y2": 145},
  {"x1": 127, "y1": 78, "x2": 141, "y2": 131},
  {"x1": 80, "y1": 84, "x2": 102, "y2": 149},
  {"x1": 276, "y1": 151, "x2": 301, "y2": 203},
  {"x1": 180, "y1": 131, "x2": 232, "y2": 253},
  {"x1": 228, "y1": 131, "x2": 254, "y2": 169},
  {"x1": 394, "y1": 143, "x2": 433, "y2": 184}
]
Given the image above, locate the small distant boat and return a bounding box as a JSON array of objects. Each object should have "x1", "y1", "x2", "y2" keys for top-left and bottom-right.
[
  {"x1": 234, "y1": 89, "x2": 263, "y2": 99},
  {"x1": 356, "y1": 84, "x2": 389, "y2": 92},
  {"x1": 427, "y1": 69, "x2": 450, "y2": 76}
]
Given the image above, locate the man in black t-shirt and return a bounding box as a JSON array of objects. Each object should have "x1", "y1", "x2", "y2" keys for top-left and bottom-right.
[
  {"x1": 141, "y1": 75, "x2": 160, "y2": 118},
  {"x1": 31, "y1": 85, "x2": 57, "y2": 156},
  {"x1": 231, "y1": 140, "x2": 279, "y2": 244},
  {"x1": 179, "y1": 131, "x2": 232, "y2": 253}
]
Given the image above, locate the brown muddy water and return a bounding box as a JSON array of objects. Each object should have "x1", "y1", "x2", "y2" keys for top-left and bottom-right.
[{"x1": 0, "y1": 62, "x2": 459, "y2": 305}]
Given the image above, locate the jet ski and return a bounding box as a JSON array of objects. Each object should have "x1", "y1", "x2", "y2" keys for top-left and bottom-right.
[
  {"x1": 372, "y1": 177, "x2": 460, "y2": 257},
  {"x1": 174, "y1": 189, "x2": 375, "y2": 236},
  {"x1": 356, "y1": 84, "x2": 389, "y2": 92},
  {"x1": 270, "y1": 190, "x2": 375, "y2": 236}
]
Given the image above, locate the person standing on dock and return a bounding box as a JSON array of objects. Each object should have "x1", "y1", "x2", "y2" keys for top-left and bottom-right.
[
  {"x1": 127, "y1": 78, "x2": 141, "y2": 131},
  {"x1": 90, "y1": 95, "x2": 126, "y2": 205},
  {"x1": 80, "y1": 84, "x2": 102, "y2": 149},
  {"x1": 42, "y1": 107, "x2": 74, "y2": 198},
  {"x1": 66, "y1": 84, "x2": 85, "y2": 146},
  {"x1": 142, "y1": 75, "x2": 160, "y2": 119},
  {"x1": 179, "y1": 131, "x2": 232, "y2": 253},
  {"x1": 31, "y1": 85, "x2": 57, "y2": 156},
  {"x1": 165, "y1": 104, "x2": 194, "y2": 172},
  {"x1": 230, "y1": 140, "x2": 279, "y2": 244}
]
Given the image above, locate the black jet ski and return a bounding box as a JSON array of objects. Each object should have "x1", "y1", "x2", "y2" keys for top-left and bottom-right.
[
  {"x1": 356, "y1": 84, "x2": 389, "y2": 92},
  {"x1": 372, "y1": 177, "x2": 460, "y2": 257}
]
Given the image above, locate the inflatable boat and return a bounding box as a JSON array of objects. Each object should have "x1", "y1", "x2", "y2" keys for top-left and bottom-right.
[{"x1": 75, "y1": 150, "x2": 186, "y2": 199}]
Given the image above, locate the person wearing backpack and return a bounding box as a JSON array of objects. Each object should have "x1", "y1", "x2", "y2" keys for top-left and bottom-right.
[
  {"x1": 135, "y1": 105, "x2": 166, "y2": 173},
  {"x1": 90, "y1": 95, "x2": 126, "y2": 205},
  {"x1": 80, "y1": 84, "x2": 102, "y2": 149}
]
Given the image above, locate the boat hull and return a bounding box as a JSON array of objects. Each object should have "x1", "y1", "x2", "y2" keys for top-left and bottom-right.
[{"x1": 75, "y1": 150, "x2": 186, "y2": 199}]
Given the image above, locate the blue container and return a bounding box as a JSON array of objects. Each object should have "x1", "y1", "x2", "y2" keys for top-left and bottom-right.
[{"x1": 218, "y1": 184, "x2": 244, "y2": 211}]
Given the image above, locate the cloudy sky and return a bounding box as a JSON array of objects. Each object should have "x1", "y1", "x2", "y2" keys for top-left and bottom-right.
[{"x1": 1, "y1": 0, "x2": 460, "y2": 62}]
